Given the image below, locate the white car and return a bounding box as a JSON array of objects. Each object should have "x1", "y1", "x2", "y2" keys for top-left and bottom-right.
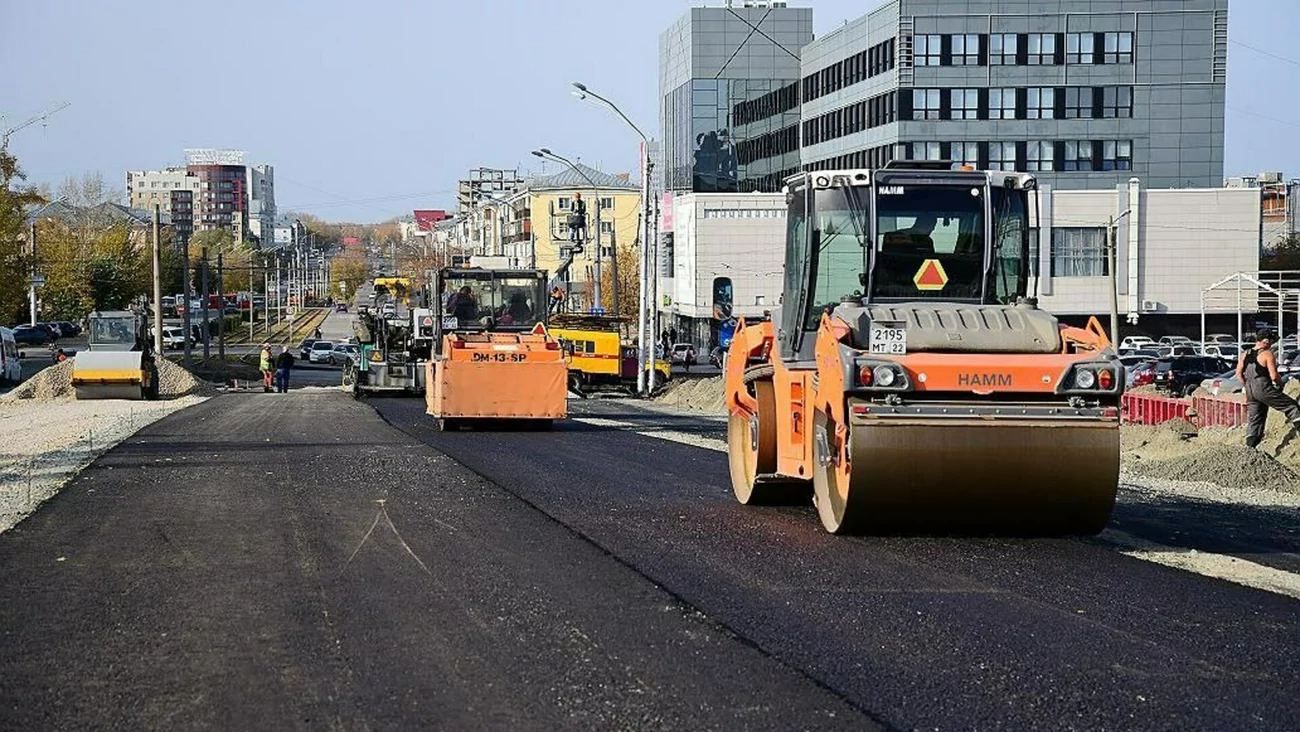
[
  {"x1": 161, "y1": 326, "x2": 187, "y2": 350},
  {"x1": 0, "y1": 327, "x2": 21, "y2": 385},
  {"x1": 1118, "y1": 336, "x2": 1155, "y2": 352},
  {"x1": 308, "y1": 340, "x2": 335, "y2": 363}
]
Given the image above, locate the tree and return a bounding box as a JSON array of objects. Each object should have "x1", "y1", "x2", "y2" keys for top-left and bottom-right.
[
  {"x1": 600, "y1": 241, "x2": 641, "y2": 323},
  {"x1": 1262, "y1": 234, "x2": 1300, "y2": 271},
  {"x1": 331, "y1": 253, "x2": 371, "y2": 301},
  {"x1": 0, "y1": 150, "x2": 43, "y2": 324}
]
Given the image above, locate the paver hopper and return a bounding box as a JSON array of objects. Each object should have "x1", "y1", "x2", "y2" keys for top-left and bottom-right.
[
  {"x1": 724, "y1": 162, "x2": 1122, "y2": 535},
  {"x1": 72, "y1": 310, "x2": 159, "y2": 400}
]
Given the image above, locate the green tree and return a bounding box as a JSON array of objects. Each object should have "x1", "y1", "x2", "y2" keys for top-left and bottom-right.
[
  {"x1": 1262, "y1": 234, "x2": 1300, "y2": 271},
  {"x1": 0, "y1": 150, "x2": 44, "y2": 324}
]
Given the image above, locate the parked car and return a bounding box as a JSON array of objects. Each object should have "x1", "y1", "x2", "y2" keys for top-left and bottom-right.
[
  {"x1": 1118, "y1": 336, "x2": 1156, "y2": 352},
  {"x1": 0, "y1": 327, "x2": 21, "y2": 386},
  {"x1": 1205, "y1": 333, "x2": 1236, "y2": 345},
  {"x1": 1127, "y1": 359, "x2": 1158, "y2": 388},
  {"x1": 1153, "y1": 356, "x2": 1228, "y2": 397},
  {"x1": 1158, "y1": 335, "x2": 1194, "y2": 346},
  {"x1": 161, "y1": 326, "x2": 187, "y2": 350},
  {"x1": 298, "y1": 338, "x2": 318, "y2": 361},
  {"x1": 308, "y1": 340, "x2": 335, "y2": 364},
  {"x1": 1199, "y1": 370, "x2": 1242, "y2": 397},
  {"x1": 670, "y1": 343, "x2": 697, "y2": 370},
  {"x1": 12, "y1": 325, "x2": 51, "y2": 345},
  {"x1": 37, "y1": 322, "x2": 63, "y2": 339},
  {"x1": 328, "y1": 343, "x2": 359, "y2": 365},
  {"x1": 335, "y1": 302, "x2": 348, "y2": 312},
  {"x1": 1202, "y1": 343, "x2": 1240, "y2": 361},
  {"x1": 54, "y1": 320, "x2": 81, "y2": 337}
]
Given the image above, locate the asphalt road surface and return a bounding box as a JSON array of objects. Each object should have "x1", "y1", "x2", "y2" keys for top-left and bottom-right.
[{"x1": 1, "y1": 391, "x2": 1296, "y2": 730}]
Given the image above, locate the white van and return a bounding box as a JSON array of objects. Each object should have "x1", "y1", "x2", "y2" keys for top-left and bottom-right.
[
  {"x1": 162, "y1": 326, "x2": 187, "y2": 350},
  {"x1": 0, "y1": 328, "x2": 21, "y2": 386}
]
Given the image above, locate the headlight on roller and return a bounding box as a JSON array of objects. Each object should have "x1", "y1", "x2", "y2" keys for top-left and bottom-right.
[
  {"x1": 873, "y1": 365, "x2": 897, "y2": 387},
  {"x1": 1074, "y1": 368, "x2": 1097, "y2": 389}
]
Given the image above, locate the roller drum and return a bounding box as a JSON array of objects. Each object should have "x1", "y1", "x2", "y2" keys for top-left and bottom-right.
[{"x1": 834, "y1": 418, "x2": 1118, "y2": 535}]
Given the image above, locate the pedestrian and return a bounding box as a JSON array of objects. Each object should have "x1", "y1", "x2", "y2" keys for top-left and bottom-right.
[
  {"x1": 275, "y1": 346, "x2": 296, "y2": 393},
  {"x1": 259, "y1": 342, "x2": 274, "y2": 393},
  {"x1": 313, "y1": 325, "x2": 323, "y2": 340},
  {"x1": 1236, "y1": 329, "x2": 1300, "y2": 448}
]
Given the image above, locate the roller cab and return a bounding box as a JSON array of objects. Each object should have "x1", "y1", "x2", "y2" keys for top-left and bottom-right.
[{"x1": 725, "y1": 163, "x2": 1122, "y2": 535}]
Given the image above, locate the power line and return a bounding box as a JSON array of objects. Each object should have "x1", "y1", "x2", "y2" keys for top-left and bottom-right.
[
  {"x1": 1227, "y1": 105, "x2": 1300, "y2": 131},
  {"x1": 1231, "y1": 39, "x2": 1300, "y2": 69}
]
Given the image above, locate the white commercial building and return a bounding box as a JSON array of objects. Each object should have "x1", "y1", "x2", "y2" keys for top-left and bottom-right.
[
  {"x1": 658, "y1": 180, "x2": 1260, "y2": 350},
  {"x1": 1033, "y1": 179, "x2": 1260, "y2": 333},
  {"x1": 246, "y1": 164, "x2": 276, "y2": 246},
  {"x1": 657, "y1": 192, "x2": 787, "y2": 350}
]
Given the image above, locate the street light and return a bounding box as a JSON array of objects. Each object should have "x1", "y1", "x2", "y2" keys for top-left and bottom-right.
[
  {"x1": 532, "y1": 148, "x2": 607, "y2": 314},
  {"x1": 570, "y1": 80, "x2": 656, "y2": 395},
  {"x1": 26, "y1": 197, "x2": 67, "y2": 325}
]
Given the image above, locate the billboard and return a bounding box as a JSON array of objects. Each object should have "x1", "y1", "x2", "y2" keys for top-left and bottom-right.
[{"x1": 185, "y1": 149, "x2": 245, "y2": 166}]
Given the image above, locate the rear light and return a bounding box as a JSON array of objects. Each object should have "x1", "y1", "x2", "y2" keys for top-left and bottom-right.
[
  {"x1": 858, "y1": 365, "x2": 874, "y2": 386},
  {"x1": 1097, "y1": 368, "x2": 1114, "y2": 390}
]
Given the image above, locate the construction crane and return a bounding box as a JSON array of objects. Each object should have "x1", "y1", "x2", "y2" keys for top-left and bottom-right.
[{"x1": 1, "y1": 102, "x2": 71, "y2": 151}]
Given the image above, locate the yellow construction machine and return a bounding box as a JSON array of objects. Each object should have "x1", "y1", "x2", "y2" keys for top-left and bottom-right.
[
  {"x1": 72, "y1": 309, "x2": 159, "y2": 400},
  {"x1": 724, "y1": 161, "x2": 1122, "y2": 535}
]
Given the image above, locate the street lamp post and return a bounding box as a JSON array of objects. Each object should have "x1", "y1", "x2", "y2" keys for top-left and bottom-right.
[
  {"x1": 533, "y1": 149, "x2": 604, "y2": 313},
  {"x1": 570, "y1": 81, "x2": 656, "y2": 394}
]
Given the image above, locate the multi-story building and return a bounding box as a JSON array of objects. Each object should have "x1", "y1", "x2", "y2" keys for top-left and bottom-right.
[
  {"x1": 126, "y1": 150, "x2": 275, "y2": 244},
  {"x1": 498, "y1": 164, "x2": 641, "y2": 310},
  {"x1": 126, "y1": 167, "x2": 199, "y2": 240},
  {"x1": 798, "y1": 0, "x2": 1228, "y2": 190},
  {"x1": 659, "y1": 0, "x2": 813, "y2": 194}
]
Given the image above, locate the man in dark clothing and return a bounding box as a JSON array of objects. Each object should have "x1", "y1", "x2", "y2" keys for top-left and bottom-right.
[
  {"x1": 446, "y1": 286, "x2": 478, "y2": 323},
  {"x1": 275, "y1": 347, "x2": 295, "y2": 393},
  {"x1": 1235, "y1": 329, "x2": 1300, "y2": 448}
]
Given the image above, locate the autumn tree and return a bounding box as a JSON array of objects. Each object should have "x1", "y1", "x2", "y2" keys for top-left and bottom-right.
[
  {"x1": 600, "y1": 241, "x2": 641, "y2": 323},
  {"x1": 0, "y1": 150, "x2": 43, "y2": 324}
]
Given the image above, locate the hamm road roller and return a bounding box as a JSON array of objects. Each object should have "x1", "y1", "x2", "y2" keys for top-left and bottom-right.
[{"x1": 724, "y1": 161, "x2": 1122, "y2": 535}]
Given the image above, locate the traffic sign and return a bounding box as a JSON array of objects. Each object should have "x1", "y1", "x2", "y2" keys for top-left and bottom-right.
[
  {"x1": 29, "y1": 275, "x2": 46, "y2": 286},
  {"x1": 589, "y1": 307, "x2": 606, "y2": 316},
  {"x1": 913, "y1": 259, "x2": 949, "y2": 292}
]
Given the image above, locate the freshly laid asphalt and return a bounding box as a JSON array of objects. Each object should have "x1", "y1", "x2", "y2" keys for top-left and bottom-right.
[{"x1": 0, "y1": 390, "x2": 1296, "y2": 731}]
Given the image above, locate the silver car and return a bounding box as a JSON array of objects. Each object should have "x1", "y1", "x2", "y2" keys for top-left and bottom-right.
[{"x1": 328, "y1": 343, "x2": 359, "y2": 365}]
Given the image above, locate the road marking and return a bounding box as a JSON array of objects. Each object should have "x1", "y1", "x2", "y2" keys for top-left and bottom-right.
[
  {"x1": 571, "y1": 416, "x2": 727, "y2": 453},
  {"x1": 1098, "y1": 529, "x2": 1300, "y2": 601}
]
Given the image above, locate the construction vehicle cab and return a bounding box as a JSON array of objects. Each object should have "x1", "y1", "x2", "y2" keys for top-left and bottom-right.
[
  {"x1": 725, "y1": 162, "x2": 1122, "y2": 535},
  {"x1": 72, "y1": 309, "x2": 159, "y2": 400},
  {"x1": 426, "y1": 268, "x2": 567, "y2": 429}
]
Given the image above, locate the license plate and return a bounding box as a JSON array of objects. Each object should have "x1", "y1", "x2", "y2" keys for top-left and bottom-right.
[
  {"x1": 441, "y1": 316, "x2": 458, "y2": 329},
  {"x1": 869, "y1": 323, "x2": 907, "y2": 355}
]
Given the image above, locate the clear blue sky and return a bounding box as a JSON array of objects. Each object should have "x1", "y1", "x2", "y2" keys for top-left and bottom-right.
[{"x1": 2, "y1": 0, "x2": 1297, "y2": 223}]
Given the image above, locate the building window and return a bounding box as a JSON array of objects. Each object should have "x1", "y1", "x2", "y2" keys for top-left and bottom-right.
[
  {"x1": 557, "y1": 197, "x2": 570, "y2": 211},
  {"x1": 1064, "y1": 87, "x2": 1092, "y2": 119},
  {"x1": 910, "y1": 141, "x2": 942, "y2": 161},
  {"x1": 989, "y1": 142, "x2": 1017, "y2": 171},
  {"x1": 950, "y1": 34, "x2": 980, "y2": 65},
  {"x1": 1064, "y1": 140, "x2": 1094, "y2": 171},
  {"x1": 950, "y1": 142, "x2": 979, "y2": 166},
  {"x1": 1027, "y1": 87, "x2": 1055, "y2": 119},
  {"x1": 1103, "y1": 32, "x2": 1133, "y2": 64},
  {"x1": 1027, "y1": 33, "x2": 1056, "y2": 65},
  {"x1": 950, "y1": 89, "x2": 979, "y2": 120},
  {"x1": 1066, "y1": 33, "x2": 1095, "y2": 64},
  {"x1": 913, "y1": 88, "x2": 941, "y2": 120},
  {"x1": 1101, "y1": 140, "x2": 1133, "y2": 171},
  {"x1": 915, "y1": 34, "x2": 942, "y2": 66},
  {"x1": 989, "y1": 88, "x2": 1016, "y2": 120},
  {"x1": 599, "y1": 197, "x2": 614, "y2": 209},
  {"x1": 1027, "y1": 141, "x2": 1054, "y2": 172},
  {"x1": 1051, "y1": 228, "x2": 1108, "y2": 277},
  {"x1": 599, "y1": 221, "x2": 614, "y2": 234},
  {"x1": 1102, "y1": 86, "x2": 1132, "y2": 118},
  {"x1": 989, "y1": 33, "x2": 1017, "y2": 65}
]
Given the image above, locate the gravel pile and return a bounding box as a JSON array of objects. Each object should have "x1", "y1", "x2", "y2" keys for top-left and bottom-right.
[
  {"x1": 1, "y1": 358, "x2": 220, "y2": 402},
  {"x1": 157, "y1": 359, "x2": 221, "y2": 398},
  {"x1": 1126, "y1": 443, "x2": 1300, "y2": 493},
  {"x1": 655, "y1": 375, "x2": 725, "y2": 414},
  {"x1": 3, "y1": 361, "x2": 76, "y2": 401}
]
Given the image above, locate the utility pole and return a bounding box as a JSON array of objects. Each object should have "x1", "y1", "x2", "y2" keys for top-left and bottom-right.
[
  {"x1": 216, "y1": 251, "x2": 225, "y2": 360},
  {"x1": 1106, "y1": 220, "x2": 1119, "y2": 345},
  {"x1": 182, "y1": 235, "x2": 192, "y2": 365},
  {"x1": 151, "y1": 205, "x2": 163, "y2": 355},
  {"x1": 200, "y1": 248, "x2": 210, "y2": 360},
  {"x1": 593, "y1": 191, "x2": 603, "y2": 312},
  {"x1": 27, "y1": 220, "x2": 37, "y2": 326}
]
